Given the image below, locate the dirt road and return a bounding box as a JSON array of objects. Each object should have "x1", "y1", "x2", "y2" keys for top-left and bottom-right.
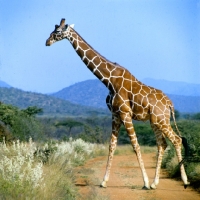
[{"x1": 75, "y1": 151, "x2": 200, "y2": 200}]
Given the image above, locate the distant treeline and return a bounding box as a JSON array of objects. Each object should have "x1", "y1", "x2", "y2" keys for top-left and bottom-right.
[{"x1": 0, "y1": 102, "x2": 200, "y2": 146}]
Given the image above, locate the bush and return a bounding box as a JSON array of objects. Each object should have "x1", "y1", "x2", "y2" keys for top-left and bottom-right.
[
  {"x1": 162, "y1": 120, "x2": 200, "y2": 192},
  {"x1": 0, "y1": 138, "x2": 43, "y2": 198},
  {"x1": 118, "y1": 122, "x2": 156, "y2": 146},
  {"x1": 0, "y1": 103, "x2": 44, "y2": 141},
  {"x1": 0, "y1": 138, "x2": 106, "y2": 199}
]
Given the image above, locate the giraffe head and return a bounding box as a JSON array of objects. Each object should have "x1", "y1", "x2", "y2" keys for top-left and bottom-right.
[{"x1": 46, "y1": 18, "x2": 74, "y2": 46}]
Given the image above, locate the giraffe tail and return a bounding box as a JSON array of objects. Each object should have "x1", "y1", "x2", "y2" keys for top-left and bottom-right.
[{"x1": 169, "y1": 104, "x2": 190, "y2": 162}]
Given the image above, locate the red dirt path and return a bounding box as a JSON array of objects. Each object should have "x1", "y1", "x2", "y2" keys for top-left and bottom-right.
[{"x1": 75, "y1": 152, "x2": 200, "y2": 200}]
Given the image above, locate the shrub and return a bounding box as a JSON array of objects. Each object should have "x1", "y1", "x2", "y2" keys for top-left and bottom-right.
[
  {"x1": 118, "y1": 122, "x2": 156, "y2": 146},
  {"x1": 0, "y1": 103, "x2": 44, "y2": 141},
  {"x1": 162, "y1": 120, "x2": 200, "y2": 191},
  {"x1": 0, "y1": 138, "x2": 106, "y2": 199},
  {"x1": 0, "y1": 138, "x2": 44, "y2": 198}
]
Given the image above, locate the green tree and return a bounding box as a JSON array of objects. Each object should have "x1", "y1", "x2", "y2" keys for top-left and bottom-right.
[
  {"x1": 55, "y1": 118, "x2": 83, "y2": 136},
  {"x1": 192, "y1": 112, "x2": 200, "y2": 120},
  {"x1": 22, "y1": 106, "x2": 43, "y2": 116},
  {"x1": 76, "y1": 124, "x2": 103, "y2": 143},
  {"x1": 174, "y1": 109, "x2": 180, "y2": 120},
  {"x1": 0, "y1": 103, "x2": 43, "y2": 141},
  {"x1": 118, "y1": 122, "x2": 155, "y2": 146}
]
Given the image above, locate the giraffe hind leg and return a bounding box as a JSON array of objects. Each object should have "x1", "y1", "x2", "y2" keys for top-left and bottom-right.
[
  {"x1": 150, "y1": 124, "x2": 167, "y2": 189},
  {"x1": 163, "y1": 126, "x2": 190, "y2": 187}
]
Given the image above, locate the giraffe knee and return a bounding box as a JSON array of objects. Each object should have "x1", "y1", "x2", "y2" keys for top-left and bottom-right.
[
  {"x1": 173, "y1": 135, "x2": 182, "y2": 147},
  {"x1": 162, "y1": 141, "x2": 168, "y2": 150}
]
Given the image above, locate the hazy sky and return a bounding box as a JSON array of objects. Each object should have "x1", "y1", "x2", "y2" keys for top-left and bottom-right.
[{"x1": 0, "y1": 0, "x2": 199, "y2": 93}]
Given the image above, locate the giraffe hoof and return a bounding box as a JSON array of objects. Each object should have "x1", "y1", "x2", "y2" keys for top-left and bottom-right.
[
  {"x1": 150, "y1": 183, "x2": 157, "y2": 190},
  {"x1": 142, "y1": 186, "x2": 150, "y2": 190},
  {"x1": 184, "y1": 182, "x2": 190, "y2": 189},
  {"x1": 100, "y1": 181, "x2": 107, "y2": 188}
]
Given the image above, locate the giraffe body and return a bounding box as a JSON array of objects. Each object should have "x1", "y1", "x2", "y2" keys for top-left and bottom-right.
[{"x1": 46, "y1": 19, "x2": 189, "y2": 189}]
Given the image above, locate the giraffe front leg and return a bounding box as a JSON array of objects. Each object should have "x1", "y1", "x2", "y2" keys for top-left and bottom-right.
[
  {"x1": 150, "y1": 145, "x2": 166, "y2": 189},
  {"x1": 100, "y1": 133, "x2": 118, "y2": 188},
  {"x1": 129, "y1": 134, "x2": 150, "y2": 189},
  {"x1": 122, "y1": 114, "x2": 150, "y2": 189},
  {"x1": 100, "y1": 115, "x2": 121, "y2": 188}
]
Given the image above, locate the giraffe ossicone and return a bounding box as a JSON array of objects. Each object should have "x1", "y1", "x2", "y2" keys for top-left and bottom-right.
[
  {"x1": 70, "y1": 24, "x2": 75, "y2": 28},
  {"x1": 46, "y1": 18, "x2": 190, "y2": 189}
]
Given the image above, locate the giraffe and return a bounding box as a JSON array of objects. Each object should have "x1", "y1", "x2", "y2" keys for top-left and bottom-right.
[{"x1": 46, "y1": 18, "x2": 190, "y2": 189}]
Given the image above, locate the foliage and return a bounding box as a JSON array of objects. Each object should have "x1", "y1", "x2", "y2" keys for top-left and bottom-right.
[
  {"x1": 22, "y1": 106, "x2": 43, "y2": 116},
  {"x1": 162, "y1": 120, "x2": 200, "y2": 192},
  {"x1": 0, "y1": 121, "x2": 13, "y2": 142},
  {"x1": 41, "y1": 117, "x2": 157, "y2": 145},
  {"x1": 55, "y1": 118, "x2": 84, "y2": 136},
  {"x1": 118, "y1": 122, "x2": 156, "y2": 146},
  {"x1": 40, "y1": 116, "x2": 111, "y2": 143},
  {"x1": 174, "y1": 109, "x2": 180, "y2": 120},
  {"x1": 0, "y1": 138, "x2": 43, "y2": 198},
  {"x1": 192, "y1": 112, "x2": 200, "y2": 120},
  {"x1": 0, "y1": 138, "x2": 106, "y2": 199},
  {"x1": 78, "y1": 125, "x2": 103, "y2": 144},
  {"x1": 0, "y1": 103, "x2": 44, "y2": 141}
]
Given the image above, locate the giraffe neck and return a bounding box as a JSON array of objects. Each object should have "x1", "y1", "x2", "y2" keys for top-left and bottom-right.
[{"x1": 65, "y1": 27, "x2": 122, "y2": 88}]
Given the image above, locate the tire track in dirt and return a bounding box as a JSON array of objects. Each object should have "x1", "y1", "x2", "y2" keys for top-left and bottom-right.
[{"x1": 75, "y1": 152, "x2": 200, "y2": 200}]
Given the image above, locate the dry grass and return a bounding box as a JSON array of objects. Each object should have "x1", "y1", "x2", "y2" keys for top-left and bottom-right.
[
  {"x1": 0, "y1": 138, "x2": 107, "y2": 199},
  {"x1": 114, "y1": 145, "x2": 156, "y2": 155}
]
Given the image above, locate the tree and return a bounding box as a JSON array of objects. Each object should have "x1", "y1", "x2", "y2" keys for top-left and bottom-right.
[
  {"x1": 192, "y1": 112, "x2": 200, "y2": 120},
  {"x1": 55, "y1": 118, "x2": 83, "y2": 136},
  {"x1": 174, "y1": 109, "x2": 180, "y2": 120},
  {"x1": 0, "y1": 103, "x2": 43, "y2": 141},
  {"x1": 22, "y1": 106, "x2": 43, "y2": 116}
]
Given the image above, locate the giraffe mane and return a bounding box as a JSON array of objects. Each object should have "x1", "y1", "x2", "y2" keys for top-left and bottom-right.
[{"x1": 72, "y1": 28, "x2": 125, "y2": 69}]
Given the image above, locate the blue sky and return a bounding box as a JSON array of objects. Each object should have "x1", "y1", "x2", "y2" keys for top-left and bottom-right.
[{"x1": 0, "y1": 0, "x2": 199, "y2": 93}]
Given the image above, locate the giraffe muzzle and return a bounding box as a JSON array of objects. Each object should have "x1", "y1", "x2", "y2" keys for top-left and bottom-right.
[{"x1": 45, "y1": 40, "x2": 51, "y2": 46}]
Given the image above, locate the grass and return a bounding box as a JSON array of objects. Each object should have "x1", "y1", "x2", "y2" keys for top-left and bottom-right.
[
  {"x1": 0, "y1": 138, "x2": 107, "y2": 199},
  {"x1": 114, "y1": 144, "x2": 156, "y2": 155},
  {"x1": 162, "y1": 142, "x2": 200, "y2": 192}
]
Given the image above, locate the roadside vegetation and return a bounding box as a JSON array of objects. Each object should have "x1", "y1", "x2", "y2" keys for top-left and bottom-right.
[
  {"x1": 0, "y1": 137, "x2": 107, "y2": 199},
  {"x1": 0, "y1": 102, "x2": 199, "y2": 198},
  {"x1": 162, "y1": 120, "x2": 200, "y2": 192}
]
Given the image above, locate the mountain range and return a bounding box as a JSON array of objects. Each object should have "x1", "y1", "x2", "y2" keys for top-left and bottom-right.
[
  {"x1": 0, "y1": 87, "x2": 109, "y2": 117},
  {"x1": 51, "y1": 79, "x2": 200, "y2": 113},
  {"x1": 0, "y1": 80, "x2": 12, "y2": 88},
  {"x1": 142, "y1": 78, "x2": 200, "y2": 96},
  {"x1": 0, "y1": 78, "x2": 200, "y2": 113}
]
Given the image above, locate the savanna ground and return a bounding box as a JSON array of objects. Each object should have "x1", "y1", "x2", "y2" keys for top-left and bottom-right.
[{"x1": 75, "y1": 146, "x2": 200, "y2": 200}]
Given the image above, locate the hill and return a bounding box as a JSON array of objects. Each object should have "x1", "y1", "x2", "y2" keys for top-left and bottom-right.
[
  {"x1": 0, "y1": 87, "x2": 109, "y2": 116},
  {"x1": 51, "y1": 79, "x2": 108, "y2": 108},
  {"x1": 0, "y1": 80, "x2": 12, "y2": 88},
  {"x1": 52, "y1": 79, "x2": 200, "y2": 113},
  {"x1": 142, "y1": 78, "x2": 200, "y2": 96}
]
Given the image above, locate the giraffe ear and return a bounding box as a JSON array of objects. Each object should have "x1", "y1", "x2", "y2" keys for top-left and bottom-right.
[
  {"x1": 60, "y1": 18, "x2": 65, "y2": 27},
  {"x1": 69, "y1": 24, "x2": 75, "y2": 28}
]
